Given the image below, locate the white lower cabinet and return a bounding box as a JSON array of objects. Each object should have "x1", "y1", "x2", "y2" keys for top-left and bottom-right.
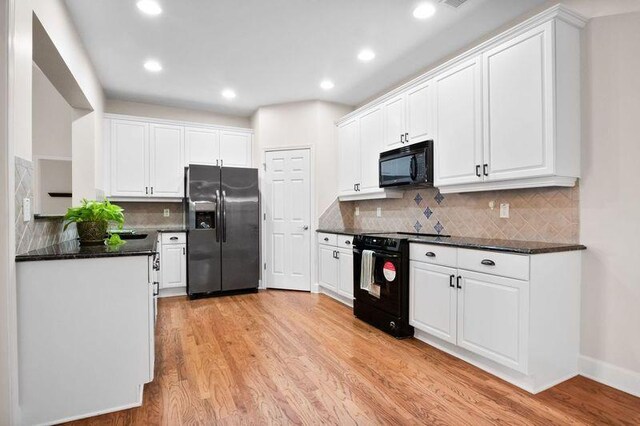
[
  {"x1": 318, "y1": 234, "x2": 354, "y2": 304},
  {"x1": 158, "y1": 233, "x2": 187, "y2": 295},
  {"x1": 409, "y1": 262, "x2": 457, "y2": 345},
  {"x1": 410, "y1": 242, "x2": 581, "y2": 393}
]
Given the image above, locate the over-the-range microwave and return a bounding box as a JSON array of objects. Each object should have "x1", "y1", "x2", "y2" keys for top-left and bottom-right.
[{"x1": 379, "y1": 140, "x2": 434, "y2": 188}]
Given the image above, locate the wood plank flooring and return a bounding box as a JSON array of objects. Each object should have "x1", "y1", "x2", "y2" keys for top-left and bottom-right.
[{"x1": 67, "y1": 290, "x2": 640, "y2": 425}]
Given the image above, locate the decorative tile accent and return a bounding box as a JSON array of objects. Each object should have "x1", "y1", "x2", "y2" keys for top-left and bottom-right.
[
  {"x1": 434, "y1": 221, "x2": 444, "y2": 234},
  {"x1": 414, "y1": 221, "x2": 423, "y2": 232},
  {"x1": 319, "y1": 185, "x2": 580, "y2": 244}
]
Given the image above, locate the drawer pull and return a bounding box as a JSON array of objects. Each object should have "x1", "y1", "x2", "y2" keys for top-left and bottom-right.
[
  {"x1": 170, "y1": 236, "x2": 179, "y2": 241},
  {"x1": 425, "y1": 252, "x2": 436, "y2": 257},
  {"x1": 481, "y1": 259, "x2": 496, "y2": 266},
  {"x1": 345, "y1": 241, "x2": 351, "y2": 245},
  {"x1": 324, "y1": 237, "x2": 329, "y2": 242}
]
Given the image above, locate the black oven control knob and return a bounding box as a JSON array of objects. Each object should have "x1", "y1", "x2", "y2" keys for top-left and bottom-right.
[{"x1": 389, "y1": 321, "x2": 397, "y2": 330}]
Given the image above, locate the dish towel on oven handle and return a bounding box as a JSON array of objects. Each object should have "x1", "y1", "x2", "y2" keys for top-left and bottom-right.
[{"x1": 360, "y1": 250, "x2": 375, "y2": 293}]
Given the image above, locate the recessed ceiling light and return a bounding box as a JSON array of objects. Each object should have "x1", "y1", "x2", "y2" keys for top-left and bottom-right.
[
  {"x1": 320, "y1": 80, "x2": 335, "y2": 90},
  {"x1": 144, "y1": 60, "x2": 162, "y2": 72},
  {"x1": 137, "y1": 0, "x2": 162, "y2": 16},
  {"x1": 358, "y1": 49, "x2": 376, "y2": 62},
  {"x1": 222, "y1": 89, "x2": 236, "y2": 99},
  {"x1": 413, "y1": 3, "x2": 436, "y2": 19}
]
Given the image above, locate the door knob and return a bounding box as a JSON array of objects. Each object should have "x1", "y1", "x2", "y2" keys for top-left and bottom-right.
[{"x1": 302, "y1": 225, "x2": 309, "y2": 230}]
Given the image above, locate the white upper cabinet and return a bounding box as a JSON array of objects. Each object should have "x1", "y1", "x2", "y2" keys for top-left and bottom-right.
[
  {"x1": 482, "y1": 21, "x2": 554, "y2": 182},
  {"x1": 220, "y1": 130, "x2": 252, "y2": 168},
  {"x1": 185, "y1": 127, "x2": 220, "y2": 166},
  {"x1": 149, "y1": 124, "x2": 184, "y2": 197},
  {"x1": 383, "y1": 94, "x2": 406, "y2": 150},
  {"x1": 434, "y1": 57, "x2": 483, "y2": 187},
  {"x1": 338, "y1": 118, "x2": 360, "y2": 196},
  {"x1": 110, "y1": 120, "x2": 149, "y2": 197},
  {"x1": 104, "y1": 114, "x2": 253, "y2": 199},
  {"x1": 358, "y1": 106, "x2": 383, "y2": 192},
  {"x1": 406, "y1": 80, "x2": 434, "y2": 144},
  {"x1": 336, "y1": 7, "x2": 584, "y2": 194}
]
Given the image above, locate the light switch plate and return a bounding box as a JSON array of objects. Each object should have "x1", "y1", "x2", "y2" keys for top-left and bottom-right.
[
  {"x1": 376, "y1": 207, "x2": 382, "y2": 217},
  {"x1": 163, "y1": 209, "x2": 170, "y2": 217},
  {"x1": 23, "y1": 198, "x2": 31, "y2": 222},
  {"x1": 355, "y1": 206, "x2": 360, "y2": 216},
  {"x1": 500, "y1": 203, "x2": 510, "y2": 218}
]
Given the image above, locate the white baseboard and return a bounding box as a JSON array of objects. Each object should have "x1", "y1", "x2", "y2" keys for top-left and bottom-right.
[{"x1": 579, "y1": 355, "x2": 640, "y2": 397}]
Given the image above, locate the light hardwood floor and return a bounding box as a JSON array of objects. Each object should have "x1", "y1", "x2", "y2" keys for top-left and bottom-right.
[{"x1": 68, "y1": 290, "x2": 640, "y2": 425}]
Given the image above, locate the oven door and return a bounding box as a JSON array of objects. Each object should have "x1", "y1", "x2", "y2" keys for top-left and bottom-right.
[{"x1": 353, "y1": 249, "x2": 403, "y2": 316}]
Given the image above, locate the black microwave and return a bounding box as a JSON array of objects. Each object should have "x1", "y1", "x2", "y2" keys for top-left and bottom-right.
[{"x1": 379, "y1": 141, "x2": 434, "y2": 188}]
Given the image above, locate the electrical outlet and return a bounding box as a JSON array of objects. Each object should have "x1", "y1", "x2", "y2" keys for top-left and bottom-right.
[
  {"x1": 355, "y1": 206, "x2": 360, "y2": 216},
  {"x1": 376, "y1": 207, "x2": 382, "y2": 217},
  {"x1": 500, "y1": 203, "x2": 510, "y2": 218},
  {"x1": 23, "y1": 198, "x2": 31, "y2": 222},
  {"x1": 163, "y1": 209, "x2": 170, "y2": 217}
]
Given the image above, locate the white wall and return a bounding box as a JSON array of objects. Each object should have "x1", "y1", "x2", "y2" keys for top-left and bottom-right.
[
  {"x1": 579, "y1": 10, "x2": 640, "y2": 394},
  {"x1": 32, "y1": 63, "x2": 72, "y2": 158},
  {"x1": 105, "y1": 99, "x2": 251, "y2": 129}
]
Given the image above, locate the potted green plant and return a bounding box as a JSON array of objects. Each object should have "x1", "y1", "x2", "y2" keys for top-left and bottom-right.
[{"x1": 63, "y1": 199, "x2": 125, "y2": 245}]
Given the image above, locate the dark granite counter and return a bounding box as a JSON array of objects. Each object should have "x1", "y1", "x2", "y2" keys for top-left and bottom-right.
[
  {"x1": 15, "y1": 232, "x2": 158, "y2": 262},
  {"x1": 316, "y1": 229, "x2": 585, "y2": 254},
  {"x1": 407, "y1": 235, "x2": 585, "y2": 254}
]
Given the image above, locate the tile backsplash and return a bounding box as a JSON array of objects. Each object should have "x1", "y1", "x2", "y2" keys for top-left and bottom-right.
[
  {"x1": 115, "y1": 201, "x2": 184, "y2": 229},
  {"x1": 319, "y1": 185, "x2": 579, "y2": 243},
  {"x1": 15, "y1": 157, "x2": 77, "y2": 254}
]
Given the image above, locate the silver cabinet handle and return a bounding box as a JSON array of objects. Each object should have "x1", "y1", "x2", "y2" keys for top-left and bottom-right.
[
  {"x1": 170, "y1": 236, "x2": 178, "y2": 240},
  {"x1": 481, "y1": 259, "x2": 495, "y2": 266},
  {"x1": 425, "y1": 252, "x2": 436, "y2": 257}
]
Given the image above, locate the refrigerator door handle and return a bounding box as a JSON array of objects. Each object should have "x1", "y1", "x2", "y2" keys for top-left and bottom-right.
[
  {"x1": 222, "y1": 190, "x2": 227, "y2": 242},
  {"x1": 215, "y1": 190, "x2": 221, "y2": 243}
]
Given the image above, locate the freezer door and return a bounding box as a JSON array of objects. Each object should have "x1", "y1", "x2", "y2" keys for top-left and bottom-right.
[
  {"x1": 187, "y1": 165, "x2": 222, "y2": 295},
  {"x1": 221, "y1": 167, "x2": 260, "y2": 291}
]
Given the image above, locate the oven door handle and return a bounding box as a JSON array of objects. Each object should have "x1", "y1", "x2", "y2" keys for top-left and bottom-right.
[{"x1": 353, "y1": 249, "x2": 401, "y2": 259}]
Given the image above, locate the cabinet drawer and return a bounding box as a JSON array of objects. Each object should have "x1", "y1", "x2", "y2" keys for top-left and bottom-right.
[
  {"x1": 337, "y1": 235, "x2": 354, "y2": 249},
  {"x1": 161, "y1": 232, "x2": 186, "y2": 245},
  {"x1": 409, "y1": 243, "x2": 457, "y2": 267},
  {"x1": 458, "y1": 249, "x2": 529, "y2": 281},
  {"x1": 317, "y1": 233, "x2": 337, "y2": 246}
]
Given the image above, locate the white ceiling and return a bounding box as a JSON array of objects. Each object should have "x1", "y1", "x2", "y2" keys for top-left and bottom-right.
[{"x1": 64, "y1": 0, "x2": 545, "y2": 117}]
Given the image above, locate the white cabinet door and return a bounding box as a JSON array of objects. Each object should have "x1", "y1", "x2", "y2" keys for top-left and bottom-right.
[
  {"x1": 220, "y1": 130, "x2": 252, "y2": 168},
  {"x1": 160, "y1": 244, "x2": 187, "y2": 289},
  {"x1": 110, "y1": 120, "x2": 149, "y2": 197},
  {"x1": 483, "y1": 22, "x2": 554, "y2": 182},
  {"x1": 358, "y1": 106, "x2": 383, "y2": 192},
  {"x1": 383, "y1": 94, "x2": 406, "y2": 149},
  {"x1": 318, "y1": 245, "x2": 338, "y2": 292},
  {"x1": 434, "y1": 57, "x2": 483, "y2": 187},
  {"x1": 457, "y1": 270, "x2": 529, "y2": 373},
  {"x1": 337, "y1": 247, "x2": 354, "y2": 299},
  {"x1": 149, "y1": 124, "x2": 184, "y2": 197},
  {"x1": 406, "y1": 80, "x2": 433, "y2": 144},
  {"x1": 185, "y1": 127, "x2": 219, "y2": 166},
  {"x1": 337, "y1": 119, "x2": 360, "y2": 196},
  {"x1": 409, "y1": 262, "x2": 457, "y2": 344}
]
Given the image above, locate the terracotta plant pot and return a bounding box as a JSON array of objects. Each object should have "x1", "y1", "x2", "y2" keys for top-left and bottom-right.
[{"x1": 76, "y1": 220, "x2": 108, "y2": 245}]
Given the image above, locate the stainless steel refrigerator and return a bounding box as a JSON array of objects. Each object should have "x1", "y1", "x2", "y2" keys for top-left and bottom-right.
[{"x1": 185, "y1": 165, "x2": 259, "y2": 297}]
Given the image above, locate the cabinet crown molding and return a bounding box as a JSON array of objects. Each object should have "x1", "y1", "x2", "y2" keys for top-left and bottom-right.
[
  {"x1": 104, "y1": 113, "x2": 254, "y2": 134},
  {"x1": 335, "y1": 4, "x2": 587, "y2": 126}
]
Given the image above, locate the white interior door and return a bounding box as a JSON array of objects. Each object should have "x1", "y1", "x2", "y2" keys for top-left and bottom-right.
[{"x1": 264, "y1": 149, "x2": 311, "y2": 291}]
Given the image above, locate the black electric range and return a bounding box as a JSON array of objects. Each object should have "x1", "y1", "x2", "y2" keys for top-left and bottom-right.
[{"x1": 352, "y1": 232, "x2": 449, "y2": 338}]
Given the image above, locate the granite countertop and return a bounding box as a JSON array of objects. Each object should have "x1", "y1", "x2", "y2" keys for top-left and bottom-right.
[
  {"x1": 16, "y1": 231, "x2": 159, "y2": 262},
  {"x1": 316, "y1": 228, "x2": 585, "y2": 254}
]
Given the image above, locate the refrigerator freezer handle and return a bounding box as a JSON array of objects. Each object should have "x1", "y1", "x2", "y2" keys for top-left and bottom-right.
[
  {"x1": 215, "y1": 190, "x2": 221, "y2": 243},
  {"x1": 222, "y1": 190, "x2": 227, "y2": 243}
]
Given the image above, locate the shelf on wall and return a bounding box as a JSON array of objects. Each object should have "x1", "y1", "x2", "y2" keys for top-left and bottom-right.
[{"x1": 47, "y1": 192, "x2": 72, "y2": 198}]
